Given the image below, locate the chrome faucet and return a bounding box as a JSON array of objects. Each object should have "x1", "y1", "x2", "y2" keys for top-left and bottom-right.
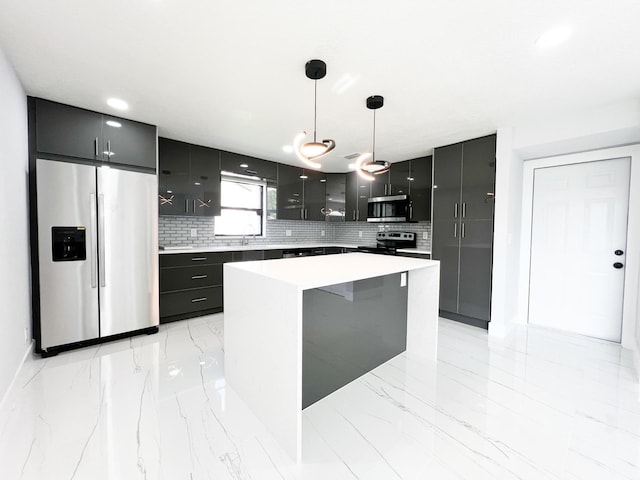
[{"x1": 241, "y1": 234, "x2": 249, "y2": 246}]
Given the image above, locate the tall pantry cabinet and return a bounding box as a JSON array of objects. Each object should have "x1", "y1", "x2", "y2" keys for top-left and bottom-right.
[{"x1": 431, "y1": 134, "x2": 496, "y2": 329}]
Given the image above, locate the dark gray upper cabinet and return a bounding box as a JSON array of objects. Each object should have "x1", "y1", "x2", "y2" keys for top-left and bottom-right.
[
  {"x1": 432, "y1": 143, "x2": 462, "y2": 222},
  {"x1": 277, "y1": 164, "x2": 304, "y2": 220},
  {"x1": 220, "y1": 151, "x2": 277, "y2": 181},
  {"x1": 324, "y1": 173, "x2": 346, "y2": 222},
  {"x1": 408, "y1": 155, "x2": 432, "y2": 221},
  {"x1": 345, "y1": 171, "x2": 369, "y2": 222},
  {"x1": 302, "y1": 169, "x2": 326, "y2": 221},
  {"x1": 460, "y1": 136, "x2": 496, "y2": 221},
  {"x1": 389, "y1": 160, "x2": 411, "y2": 195},
  {"x1": 35, "y1": 98, "x2": 103, "y2": 161},
  {"x1": 33, "y1": 98, "x2": 156, "y2": 170},
  {"x1": 432, "y1": 134, "x2": 496, "y2": 327},
  {"x1": 276, "y1": 164, "x2": 326, "y2": 221},
  {"x1": 102, "y1": 115, "x2": 156, "y2": 169},
  {"x1": 370, "y1": 171, "x2": 388, "y2": 197},
  {"x1": 190, "y1": 145, "x2": 221, "y2": 217},
  {"x1": 158, "y1": 137, "x2": 220, "y2": 216},
  {"x1": 158, "y1": 138, "x2": 190, "y2": 215},
  {"x1": 369, "y1": 160, "x2": 411, "y2": 197}
]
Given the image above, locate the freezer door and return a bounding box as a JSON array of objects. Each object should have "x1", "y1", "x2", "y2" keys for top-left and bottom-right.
[
  {"x1": 97, "y1": 166, "x2": 159, "y2": 336},
  {"x1": 36, "y1": 159, "x2": 100, "y2": 349}
]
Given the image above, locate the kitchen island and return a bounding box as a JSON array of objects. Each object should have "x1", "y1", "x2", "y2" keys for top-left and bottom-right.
[{"x1": 224, "y1": 252, "x2": 440, "y2": 462}]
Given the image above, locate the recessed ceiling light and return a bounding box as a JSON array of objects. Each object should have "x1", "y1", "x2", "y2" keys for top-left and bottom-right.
[
  {"x1": 299, "y1": 175, "x2": 308, "y2": 179},
  {"x1": 536, "y1": 26, "x2": 572, "y2": 48},
  {"x1": 106, "y1": 97, "x2": 129, "y2": 110},
  {"x1": 240, "y1": 163, "x2": 249, "y2": 168},
  {"x1": 105, "y1": 120, "x2": 122, "y2": 128},
  {"x1": 320, "y1": 179, "x2": 326, "y2": 183},
  {"x1": 282, "y1": 145, "x2": 293, "y2": 153}
]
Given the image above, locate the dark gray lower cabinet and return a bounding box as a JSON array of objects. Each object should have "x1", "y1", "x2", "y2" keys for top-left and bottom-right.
[
  {"x1": 159, "y1": 252, "x2": 232, "y2": 323},
  {"x1": 160, "y1": 287, "x2": 223, "y2": 318},
  {"x1": 160, "y1": 247, "x2": 348, "y2": 322}
]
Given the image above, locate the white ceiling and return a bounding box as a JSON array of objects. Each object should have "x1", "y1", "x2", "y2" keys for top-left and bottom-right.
[{"x1": 0, "y1": 0, "x2": 639, "y2": 172}]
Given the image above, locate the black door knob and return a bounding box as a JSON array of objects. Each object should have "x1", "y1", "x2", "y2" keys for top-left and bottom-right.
[
  {"x1": 613, "y1": 262, "x2": 624, "y2": 269},
  {"x1": 615, "y1": 250, "x2": 624, "y2": 256}
]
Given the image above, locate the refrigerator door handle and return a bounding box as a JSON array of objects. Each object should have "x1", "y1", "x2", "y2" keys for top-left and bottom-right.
[
  {"x1": 90, "y1": 193, "x2": 98, "y2": 288},
  {"x1": 98, "y1": 194, "x2": 106, "y2": 287}
]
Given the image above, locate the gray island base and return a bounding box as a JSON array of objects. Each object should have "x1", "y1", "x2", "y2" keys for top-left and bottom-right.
[{"x1": 224, "y1": 253, "x2": 440, "y2": 462}]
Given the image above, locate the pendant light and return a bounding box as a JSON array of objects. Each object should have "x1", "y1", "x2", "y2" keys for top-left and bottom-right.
[
  {"x1": 356, "y1": 95, "x2": 390, "y2": 180},
  {"x1": 294, "y1": 59, "x2": 336, "y2": 169}
]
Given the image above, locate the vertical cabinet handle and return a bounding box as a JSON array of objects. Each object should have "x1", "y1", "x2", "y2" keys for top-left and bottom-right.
[
  {"x1": 454, "y1": 223, "x2": 457, "y2": 238},
  {"x1": 462, "y1": 223, "x2": 466, "y2": 238},
  {"x1": 98, "y1": 194, "x2": 106, "y2": 287},
  {"x1": 353, "y1": 210, "x2": 356, "y2": 221},
  {"x1": 90, "y1": 193, "x2": 97, "y2": 288},
  {"x1": 193, "y1": 199, "x2": 196, "y2": 213},
  {"x1": 107, "y1": 140, "x2": 111, "y2": 158},
  {"x1": 185, "y1": 199, "x2": 189, "y2": 213},
  {"x1": 462, "y1": 202, "x2": 466, "y2": 218},
  {"x1": 454, "y1": 203, "x2": 459, "y2": 218},
  {"x1": 94, "y1": 137, "x2": 99, "y2": 158}
]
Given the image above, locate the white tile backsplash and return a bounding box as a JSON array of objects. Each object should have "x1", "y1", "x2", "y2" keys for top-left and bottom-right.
[{"x1": 159, "y1": 216, "x2": 431, "y2": 251}]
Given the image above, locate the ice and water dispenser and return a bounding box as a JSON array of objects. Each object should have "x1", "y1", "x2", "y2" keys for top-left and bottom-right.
[{"x1": 51, "y1": 227, "x2": 87, "y2": 261}]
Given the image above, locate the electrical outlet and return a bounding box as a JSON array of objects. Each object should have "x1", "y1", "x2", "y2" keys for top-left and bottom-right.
[
  {"x1": 321, "y1": 230, "x2": 325, "y2": 237},
  {"x1": 423, "y1": 231, "x2": 428, "y2": 240},
  {"x1": 359, "y1": 231, "x2": 363, "y2": 238},
  {"x1": 190, "y1": 228, "x2": 197, "y2": 237},
  {"x1": 285, "y1": 230, "x2": 292, "y2": 237}
]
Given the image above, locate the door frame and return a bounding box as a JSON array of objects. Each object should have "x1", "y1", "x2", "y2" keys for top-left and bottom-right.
[{"x1": 518, "y1": 145, "x2": 640, "y2": 348}]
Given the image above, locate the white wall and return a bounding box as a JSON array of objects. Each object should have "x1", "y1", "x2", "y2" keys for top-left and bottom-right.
[
  {"x1": 489, "y1": 128, "x2": 524, "y2": 337},
  {"x1": 0, "y1": 46, "x2": 31, "y2": 404}
]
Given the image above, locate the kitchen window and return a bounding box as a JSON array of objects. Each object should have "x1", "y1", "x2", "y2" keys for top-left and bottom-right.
[{"x1": 214, "y1": 173, "x2": 275, "y2": 236}]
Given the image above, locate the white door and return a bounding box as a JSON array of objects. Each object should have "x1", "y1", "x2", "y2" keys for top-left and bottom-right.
[{"x1": 528, "y1": 157, "x2": 630, "y2": 341}]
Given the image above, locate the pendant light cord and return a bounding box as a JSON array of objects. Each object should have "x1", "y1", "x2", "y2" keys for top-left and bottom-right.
[
  {"x1": 313, "y1": 79, "x2": 318, "y2": 143},
  {"x1": 372, "y1": 109, "x2": 376, "y2": 162}
]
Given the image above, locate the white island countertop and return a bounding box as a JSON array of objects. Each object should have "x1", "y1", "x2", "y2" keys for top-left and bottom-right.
[
  {"x1": 224, "y1": 252, "x2": 440, "y2": 462},
  {"x1": 230, "y1": 252, "x2": 437, "y2": 290}
]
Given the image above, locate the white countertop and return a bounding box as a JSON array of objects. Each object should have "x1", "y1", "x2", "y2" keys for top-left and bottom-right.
[
  {"x1": 160, "y1": 243, "x2": 431, "y2": 255},
  {"x1": 159, "y1": 243, "x2": 360, "y2": 254},
  {"x1": 225, "y1": 252, "x2": 438, "y2": 290},
  {"x1": 396, "y1": 247, "x2": 431, "y2": 255}
]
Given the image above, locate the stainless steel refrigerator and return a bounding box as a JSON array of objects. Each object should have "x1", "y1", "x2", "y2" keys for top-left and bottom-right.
[{"x1": 34, "y1": 158, "x2": 158, "y2": 355}]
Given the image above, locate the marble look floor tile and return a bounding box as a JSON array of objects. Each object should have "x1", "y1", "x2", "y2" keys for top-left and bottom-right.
[{"x1": 0, "y1": 315, "x2": 638, "y2": 479}]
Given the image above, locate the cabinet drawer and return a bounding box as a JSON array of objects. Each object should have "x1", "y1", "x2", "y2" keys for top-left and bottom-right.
[
  {"x1": 263, "y1": 249, "x2": 283, "y2": 260},
  {"x1": 160, "y1": 286, "x2": 223, "y2": 317},
  {"x1": 160, "y1": 265, "x2": 222, "y2": 292},
  {"x1": 159, "y1": 252, "x2": 232, "y2": 267},
  {"x1": 232, "y1": 250, "x2": 264, "y2": 262}
]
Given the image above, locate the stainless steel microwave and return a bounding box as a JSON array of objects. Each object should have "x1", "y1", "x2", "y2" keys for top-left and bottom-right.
[{"x1": 367, "y1": 194, "x2": 411, "y2": 222}]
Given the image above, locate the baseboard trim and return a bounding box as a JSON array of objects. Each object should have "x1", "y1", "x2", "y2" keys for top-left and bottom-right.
[
  {"x1": 0, "y1": 341, "x2": 33, "y2": 410},
  {"x1": 439, "y1": 310, "x2": 489, "y2": 330}
]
